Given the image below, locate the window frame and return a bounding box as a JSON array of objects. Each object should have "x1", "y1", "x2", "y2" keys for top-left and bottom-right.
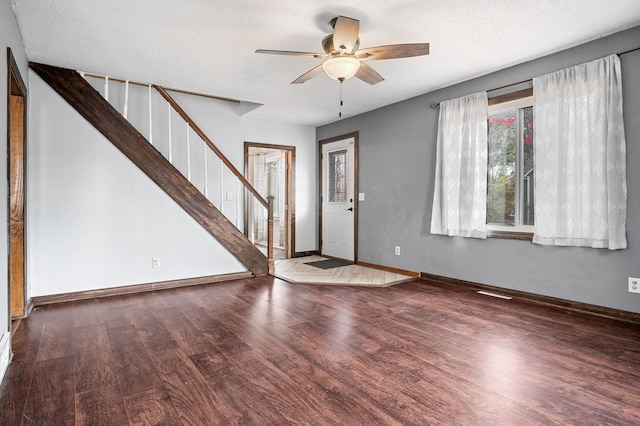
[{"x1": 486, "y1": 88, "x2": 534, "y2": 240}]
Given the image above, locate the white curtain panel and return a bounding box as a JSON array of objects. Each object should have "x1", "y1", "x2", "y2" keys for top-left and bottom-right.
[
  {"x1": 431, "y1": 91, "x2": 489, "y2": 239},
  {"x1": 533, "y1": 54, "x2": 627, "y2": 250}
]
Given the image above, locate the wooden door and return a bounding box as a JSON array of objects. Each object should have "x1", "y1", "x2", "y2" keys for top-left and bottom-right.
[
  {"x1": 244, "y1": 143, "x2": 295, "y2": 259},
  {"x1": 8, "y1": 52, "x2": 27, "y2": 319}
]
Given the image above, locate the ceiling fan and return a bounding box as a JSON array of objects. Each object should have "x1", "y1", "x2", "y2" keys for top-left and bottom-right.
[{"x1": 256, "y1": 16, "x2": 429, "y2": 85}]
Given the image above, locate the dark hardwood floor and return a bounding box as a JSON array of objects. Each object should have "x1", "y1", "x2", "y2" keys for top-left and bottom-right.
[{"x1": 2, "y1": 276, "x2": 640, "y2": 425}]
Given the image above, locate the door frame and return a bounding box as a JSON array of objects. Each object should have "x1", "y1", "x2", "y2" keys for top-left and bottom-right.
[
  {"x1": 318, "y1": 132, "x2": 359, "y2": 262},
  {"x1": 244, "y1": 142, "x2": 296, "y2": 258},
  {"x1": 7, "y1": 48, "x2": 28, "y2": 323}
]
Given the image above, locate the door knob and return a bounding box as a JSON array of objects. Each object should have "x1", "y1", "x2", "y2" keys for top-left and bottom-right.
[{"x1": 346, "y1": 207, "x2": 353, "y2": 211}]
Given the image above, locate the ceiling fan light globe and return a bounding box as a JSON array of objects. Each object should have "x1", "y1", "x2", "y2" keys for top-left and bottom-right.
[{"x1": 322, "y1": 56, "x2": 360, "y2": 81}]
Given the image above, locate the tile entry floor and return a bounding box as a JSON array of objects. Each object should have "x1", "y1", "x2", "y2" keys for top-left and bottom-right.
[{"x1": 274, "y1": 255, "x2": 415, "y2": 287}]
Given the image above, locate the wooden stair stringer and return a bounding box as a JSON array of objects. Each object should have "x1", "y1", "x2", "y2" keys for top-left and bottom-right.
[{"x1": 30, "y1": 62, "x2": 268, "y2": 275}]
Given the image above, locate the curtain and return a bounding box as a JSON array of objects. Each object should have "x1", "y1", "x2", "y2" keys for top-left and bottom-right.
[
  {"x1": 532, "y1": 54, "x2": 627, "y2": 249},
  {"x1": 431, "y1": 91, "x2": 489, "y2": 239}
]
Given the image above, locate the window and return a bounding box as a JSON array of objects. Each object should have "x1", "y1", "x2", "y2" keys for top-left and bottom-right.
[
  {"x1": 487, "y1": 93, "x2": 534, "y2": 235},
  {"x1": 328, "y1": 149, "x2": 348, "y2": 203}
]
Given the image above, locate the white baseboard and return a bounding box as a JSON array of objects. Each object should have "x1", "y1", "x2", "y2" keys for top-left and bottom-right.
[{"x1": 0, "y1": 332, "x2": 10, "y2": 384}]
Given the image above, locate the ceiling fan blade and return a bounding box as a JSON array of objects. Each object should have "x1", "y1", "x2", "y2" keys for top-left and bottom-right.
[
  {"x1": 332, "y1": 16, "x2": 359, "y2": 53},
  {"x1": 356, "y1": 43, "x2": 429, "y2": 60},
  {"x1": 291, "y1": 64, "x2": 324, "y2": 84},
  {"x1": 355, "y1": 63, "x2": 384, "y2": 85},
  {"x1": 255, "y1": 49, "x2": 326, "y2": 59}
]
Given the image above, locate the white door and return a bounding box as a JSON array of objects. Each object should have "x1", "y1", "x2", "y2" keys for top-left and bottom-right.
[{"x1": 321, "y1": 137, "x2": 355, "y2": 261}]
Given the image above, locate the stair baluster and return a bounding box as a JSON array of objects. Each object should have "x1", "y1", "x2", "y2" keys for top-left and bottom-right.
[
  {"x1": 123, "y1": 80, "x2": 129, "y2": 119},
  {"x1": 167, "y1": 103, "x2": 173, "y2": 164},
  {"x1": 148, "y1": 84, "x2": 153, "y2": 145}
]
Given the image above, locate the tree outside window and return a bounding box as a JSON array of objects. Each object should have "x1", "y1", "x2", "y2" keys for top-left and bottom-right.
[{"x1": 487, "y1": 97, "x2": 534, "y2": 230}]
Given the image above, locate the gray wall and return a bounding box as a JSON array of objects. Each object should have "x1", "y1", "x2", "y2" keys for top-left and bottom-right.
[{"x1": 317, "y1": 25, "x2": 640, "y2": 314}]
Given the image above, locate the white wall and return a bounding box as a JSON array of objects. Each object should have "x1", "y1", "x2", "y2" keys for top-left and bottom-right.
[
  {"x1": 1, "y1": 0, "x2": 29, "y2": 380},
  {"x1": 168, "y1": 90, "x2": 317, "y2": 253},
  {"x1": 27, "y1": 71, "x2": 316, "y2": 297}
]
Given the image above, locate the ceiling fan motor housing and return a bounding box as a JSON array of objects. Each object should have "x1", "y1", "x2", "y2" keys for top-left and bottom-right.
[
  {"x1": 322, "y1": 35, "x2": 334, "y2": 54},
  {"x1": 322, "y1": 34, "x2": 360, "y2": 55}
]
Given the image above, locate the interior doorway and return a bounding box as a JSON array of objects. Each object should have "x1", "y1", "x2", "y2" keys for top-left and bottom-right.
[
  {"x1": 7, "y1": 49, "x2": 27, "y2": 320},
  {"x1": 244, "y1": 143, "x2": 295, "y2": 259},
  {"x1": 319, "y1": 132, "x2": 358, "y2": 262}
]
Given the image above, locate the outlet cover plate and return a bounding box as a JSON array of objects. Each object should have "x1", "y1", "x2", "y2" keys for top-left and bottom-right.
[{"x1": 629, "y1": 277, "x2": 640, "y2": 293}]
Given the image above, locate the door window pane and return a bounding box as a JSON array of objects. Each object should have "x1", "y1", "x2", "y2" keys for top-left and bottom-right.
[
  {"x1": 267, "y1": 159, "x2": 280, "y2": 215},
  {"x1": 328, "y1": 149, "x2": 347, "y2": 202}
]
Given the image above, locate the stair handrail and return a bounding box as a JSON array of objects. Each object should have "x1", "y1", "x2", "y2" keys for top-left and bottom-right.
[
  {"x1": 153, "y1": 85, "x2": 269, "y2": 209},
  {"x1": 153, "y1": 85, "x2": 274, "y2": 273}
]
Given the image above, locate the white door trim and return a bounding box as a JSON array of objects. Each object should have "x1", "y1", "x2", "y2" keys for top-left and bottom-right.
[{"x1": 0, "y1": 332, "x2": 10, "y2": 384}]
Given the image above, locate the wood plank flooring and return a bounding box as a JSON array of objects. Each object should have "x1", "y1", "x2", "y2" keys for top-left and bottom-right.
[
  {"x1": 2, "y1": 275, "x2": 640, "y2": 425},
  {"x1": 275, "y1": 255, "x2": 414, "y2": 286}
]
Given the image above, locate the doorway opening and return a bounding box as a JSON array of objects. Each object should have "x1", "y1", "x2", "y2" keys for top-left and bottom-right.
[
  {"x1": 7, "y1": 48, "x2": 27, "y2": 322},
  {"x1": 244, "y1": 143, "x2": 295, "y2": 259}
]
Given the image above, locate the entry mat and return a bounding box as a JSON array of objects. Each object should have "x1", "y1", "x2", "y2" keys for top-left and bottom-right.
[{"x1": 304, "y1": 259, "x2": 354, "y2": 269}]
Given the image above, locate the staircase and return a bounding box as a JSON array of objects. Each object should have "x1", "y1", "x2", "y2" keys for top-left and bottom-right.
[{"x1": 30, "y1": 62, "x2": 272, "y2": 276}]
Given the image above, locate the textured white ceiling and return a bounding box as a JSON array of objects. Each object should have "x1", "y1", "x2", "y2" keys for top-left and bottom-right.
[{"x1": 11, "y1": 0, "x2": 640, "y2": 126}]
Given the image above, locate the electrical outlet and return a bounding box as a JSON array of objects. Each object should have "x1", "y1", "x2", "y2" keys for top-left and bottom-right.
[
  {"x1": 395, "y1": 246, "x2": 401, "y2": 256},
  {"x1": 152, "y1": 258, "x2": 160, "y2": 268},
  {"x1": 629, "y1": 277, "x2": 640, "y2": 293}
]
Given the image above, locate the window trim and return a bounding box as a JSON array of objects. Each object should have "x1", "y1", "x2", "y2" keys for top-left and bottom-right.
[
  {"x1": 487, "y1": 88, "x2": 534, "y2": 240},
  {"x1": 487, "y1": 229, "x2": 533, "y2": 241},
  {"x1": 488, "y1": 88, "x2": 533, "y2": 107}
]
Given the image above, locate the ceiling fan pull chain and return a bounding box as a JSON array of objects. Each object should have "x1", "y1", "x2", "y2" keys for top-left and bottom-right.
[{"x1": 339, "y1": 78, "x2": 344, "y2": 118}]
